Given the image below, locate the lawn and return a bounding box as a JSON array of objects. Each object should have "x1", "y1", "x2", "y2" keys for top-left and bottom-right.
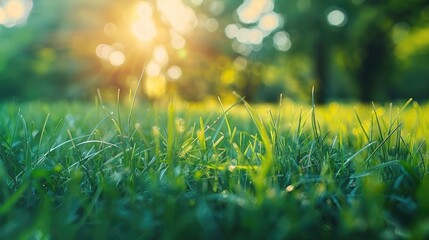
[{"x1": 1, "y1": 94, "x2": 429, "y2": 239}]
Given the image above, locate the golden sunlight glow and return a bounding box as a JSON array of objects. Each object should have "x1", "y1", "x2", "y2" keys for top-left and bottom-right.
[
  {"x1": 132, "y1": 19, "x2": 157, "y2": 42},
  {"x1": 136, "y1": 1, "x2": 153, "y2": 17},
  {"x1": 0, "y1": 8, "x2": 7, "y2": 24},
  {"x1": 5, "y1": 0, "x2": 26, "y2": 20},
  {"x1": 171, "y1": 32, "x2": 186, "y2": 49},
  {"x1": 237, "y1": 0, "x2": 271, "y2": 24},
  {"x1": 0, "y1": 0, "x2": 32, "y2": 27},
  {"x1": 204, "y1": 18, "x2": 219, "y2": 32},
  {"x1": 248, "y1": 28, "x2": 263, "y2": 44},
  {"x1": 146, "y1": 61, "x2": 162, "y2": 77},
  {"x1": 145, "y1": 74, "x2": 166, "y2": 99},
  {"x1": 132, "y1": 1, "x2": 157, "y2": 42},
  {"x1": 167, "y1": 65, "x2": 182, "y2": 80},
  {"x1": 104, "y1": 23, "x2": 117, "y2": 37},
  {"x1": 96, "y1": 44, "x2": 112, "y2": 59},
  {"x1": 109, "y1": 50, "x2": 126, "y2": 66},
  {"x1": 258, "y1": 12, "x2": 280, "y2": 32},
  {"x1": 156, "y1": 0, "x2": 198, "y2": 35},
  {"x1": 231, "y1": 0, "x2": 282, "y2": 54},
  {"x1": 126, "y1": 0, "x2": 198, "y2": 84},
  {"x1": 96, "y1": 43, "x2": 126, "y2": 67},
  {"x1": 153, "y1": 45, "x2": 169, "y2": 66}
]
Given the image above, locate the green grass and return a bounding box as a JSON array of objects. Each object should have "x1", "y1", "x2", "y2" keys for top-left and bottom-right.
[{"x1": 1, "y1": 95, "x2": 429, "y2": 239}]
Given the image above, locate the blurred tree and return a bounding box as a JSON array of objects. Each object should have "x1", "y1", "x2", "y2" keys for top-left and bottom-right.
[
  {"x1": 344, "y1": 0, "x2": 429, "y2": 102},
  {"x1": 0, "y1": 1, "x2": 87, "y2": 100},
  {"x1": 276, "y1": 0, "x2": 429, "y2": 103},
  {"x1": 2, "y1": 0, "x2": 428, "y2": 103}
]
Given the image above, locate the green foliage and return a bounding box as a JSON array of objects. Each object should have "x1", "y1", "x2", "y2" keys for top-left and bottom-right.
[
  {"x1": 0, "y1": 97, "x2": 428, "y2": 239},
  {"x1": 2, "y1": 0, "x2": 429, "y2": 102}
]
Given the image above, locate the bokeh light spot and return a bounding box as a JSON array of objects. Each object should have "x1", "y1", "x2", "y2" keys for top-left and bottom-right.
[
  {"x1": 136, "y1": 1, "x2": 153, "y2": 18},
  {"x1": 96, "y1": 44, "x2": 113, "y2": 60},
  {"x1": 204, "y1": 18, "x2": 219, "y2": 32},
  {"x1": 109, "y1": 51, "x2": 126, "y2": 66},
  {"x1": 153, "y1": 45, "x2": 169, "y2": 66},
  {"x1": 258, "y1": 12, "x2": 281, "y2": 32},
  {"x1": 237, "y1": 0, "x2": 270, "y2": 24},
  {"x1": 327, "y1": 9, "x2": 347, "y2": 27},
  {"x1": 273, "y1": 31, "x2": 291, "y2": 51},
  {"x1": 190, "y1": 0, "x2": 203, "y2": 6},
  {"x1": 208, "y1": 1, "x2": 225, "y2": 15},
  {"x1": 0, "y1": 8, "x2": 7, "y2": 24},
  {"x1": 5, "y1": 0, "x2": 26, "y2": 20},
  {"x1": 0, "y1": 0, "x2": 32, "y2": 27},
  {"x1": 157, "y1": 0, "x2": 198, "y2": 35},
  {"x1": 171, "y1": 33, "x2": 186, "y2": 49},
  {"x1": 225, "y1": 24, "x2": 239, "y2": 39},
  {"x1": 167, "y1": 65, "x2": 182, "y2": 81},
  {"x1": 132, "y1": 19, "x2": 157, "y2": 42},
  {"x1": 232, "y1": 41, "x2": 252, "y2": 56},
  {"x1": 104, "y1": 23, "x2": 117, "y2": 37},
  {"x1": 233, "y1": 57, "x2": 247, "y2": 71},
  {"x1": 146, "y1": 61, "x2": 162, "y2": 77},
  {"x1": 236, "y1": 27, "x2": 250, "y2": 43},
  {"x1": 249, "y1": 28, "x2": 263, "y2": 44}
]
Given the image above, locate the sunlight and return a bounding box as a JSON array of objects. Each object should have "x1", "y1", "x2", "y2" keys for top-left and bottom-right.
[
  {"x1": 258, "y1": 12, "x2": 281, "y2": 32},
  {"x1": 208, "y1": 1, "x2": 224, "y2": 15},
  {"x1": 153, "y1": 45, "x2": 169, "y2": 66},
  {"x1": 225, "y1": 24, "x2": 239, "y2": 39},
  {"x1": 109, "y1": 50, "x2": 126, "y2": 67},
  {"x1": 0, "y1": 0, "x2": 32, "y2": 27},
  {"x1": 0, "y1": 8, "x2": 7, "y2": 24},
  {"x1": 127, "y1": 0, "x2": 198, "y2": 85},
  {"x1": 104, "y1": 22, "x2": 117, "y2": 37},
  {"x1": 136, "y1": 1, "x2": 153, "y2": 17},
  {"x1": 204, "y1": 18, "x2": 219, "y2": 32},
  {"x1": 167, "y1": 65, "x2": 182, "y2": 81},
  {"x1": 132, "y1": 1, "x2": 157, "y2": 42},
  {"x1": 170, "y1": 32, "x2": 186, "y2": 49},
  {"x1": 132, "y1": 19, "x2": 157, "y2": 42},
  {"x1": 231, "y1": 0, "x2": 282, "y2": 54},
  {"x1": 146, "y1": 61, "x2": 162, "y2": 77},
  {"x1": 96, "y1": 43, "x2": 126, "y2": 67},
  {"x1": 6, "y1": 0, "x2": 25, "y2": 20},
  {"x1": 145, "y1": 74, "x2": 166, "y2": 99},
  {"x1": 237, "y1": 0, "x2": 272, "y2": 24},
  {"x1": 156, "y1": 0, "x2": 198, "y2": 35}
]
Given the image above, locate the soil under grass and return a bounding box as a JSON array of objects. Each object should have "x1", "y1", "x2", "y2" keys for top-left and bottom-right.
[{"x1": 0, "y1": 98, "x2": 428, "y2": 239}]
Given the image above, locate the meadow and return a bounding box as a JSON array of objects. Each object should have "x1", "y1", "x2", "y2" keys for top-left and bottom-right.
[{"x1": 1, "y1": 92, "x2": 429, "y2": 239}]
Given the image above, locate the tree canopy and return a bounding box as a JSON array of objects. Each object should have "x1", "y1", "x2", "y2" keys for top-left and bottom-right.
[{"x1": 1, "y1": 0, "x2": 429, "y2": 103}]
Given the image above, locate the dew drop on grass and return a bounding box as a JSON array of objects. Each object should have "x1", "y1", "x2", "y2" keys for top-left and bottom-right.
[
  {"x1": 228, "y1": 159, "x2": 237, "y2": 172},
  {"x1": 286, "y1": 185, "x2": 294, "y2": 192},
  {"x1": 32, "y1": 130, "x2": 39, "y2": 138},
  {"x1": 221, "y1": 190, "x2": 229, "y2": 198}
]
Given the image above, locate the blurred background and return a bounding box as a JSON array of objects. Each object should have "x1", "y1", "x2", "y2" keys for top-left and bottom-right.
[{"x1": 0, "y1": 0, "x2": 428, "y2": 103}]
